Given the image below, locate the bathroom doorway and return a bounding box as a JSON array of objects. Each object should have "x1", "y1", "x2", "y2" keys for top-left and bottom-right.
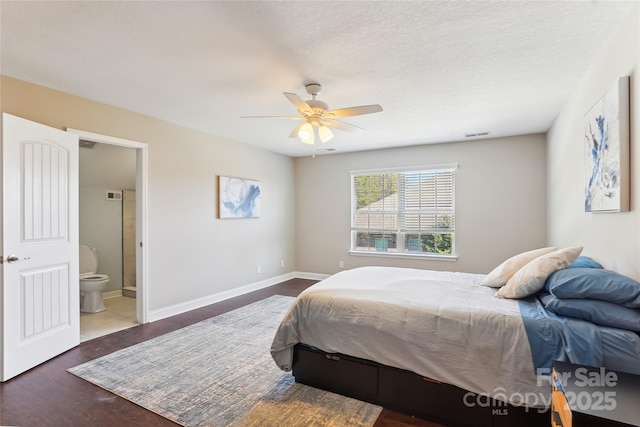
[{"x1": 69, "y1": 128, "x2": 148, "y2": 341}]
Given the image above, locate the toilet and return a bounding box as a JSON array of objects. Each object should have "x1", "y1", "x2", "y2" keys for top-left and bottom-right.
[{"x1": 79, "y1": 243, "x2": 109, "y2": 313}]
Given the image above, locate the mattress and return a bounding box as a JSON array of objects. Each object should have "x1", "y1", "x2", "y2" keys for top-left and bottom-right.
[
  {"x1": 272, "y1": 266, "x2": 640, "y2": 407},
  {"x1": 271, "y1": 266, "x2": 550, "y2": 407}
]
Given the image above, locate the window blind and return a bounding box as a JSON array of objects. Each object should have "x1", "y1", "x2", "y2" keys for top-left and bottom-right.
[{"x1": 351, "y1": 167, "x2": 455, "y2": 256}]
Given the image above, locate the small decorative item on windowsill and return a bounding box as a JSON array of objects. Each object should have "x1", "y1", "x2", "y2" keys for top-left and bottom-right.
[
  {"x1": 218, "y1": 176, "x2": 261, "y2": 219},
  {"x1": 583, "y1": 76, "x2": 630, "y2": 213}
]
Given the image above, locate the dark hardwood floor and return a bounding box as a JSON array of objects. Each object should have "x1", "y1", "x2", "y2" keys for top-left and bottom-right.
[{"x1": 0, "y1": 278, "x2": 444, "y2": 427}]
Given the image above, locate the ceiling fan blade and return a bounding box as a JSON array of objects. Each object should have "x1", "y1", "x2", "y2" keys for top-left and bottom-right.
[
  {"x1": 324, "y1": 104, "x2": 383, "y2": 118},
  {"x1": 323, "y1": 119, "x2": 365, "y2": 133},
  {"x1": 283, "y1": 92, "x2": 313, "y2": 115},
  {"x1": 240, "y1": 115, "x2": 304, "y2": 120}
]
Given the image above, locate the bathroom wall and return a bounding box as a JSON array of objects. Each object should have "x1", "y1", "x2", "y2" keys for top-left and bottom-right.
[{"x1": 79, "y1": 142, "x2": 137, "y2": 293}]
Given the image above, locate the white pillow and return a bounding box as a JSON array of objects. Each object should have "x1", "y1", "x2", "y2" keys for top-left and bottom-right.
[
  {"x1": 496, "y1": 246, "x2": 583, "y2": 299},
  {"x1": 480, "y1": 247, "x2": 556, "y2": 288}
]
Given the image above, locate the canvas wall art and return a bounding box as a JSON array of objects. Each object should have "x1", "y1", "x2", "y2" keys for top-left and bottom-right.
[
  {"x1": 584, "y1": 76, "x2": 629, "y2": 212},
  {"x1": 218, "y1": 176, "x2": 261, "y2": 219}
]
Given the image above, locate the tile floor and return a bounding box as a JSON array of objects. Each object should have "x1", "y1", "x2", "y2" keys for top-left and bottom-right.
[{"x1": 80, "y1": 296, "x2": 138, "y2": 342}]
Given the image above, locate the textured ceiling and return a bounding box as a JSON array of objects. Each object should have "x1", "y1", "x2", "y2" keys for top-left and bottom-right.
[{"x1": 0, "y1": 1, "x2": 635, "y2": 157}]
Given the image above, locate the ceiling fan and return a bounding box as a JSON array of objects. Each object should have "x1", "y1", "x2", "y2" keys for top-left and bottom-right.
[{"x1": 242, "y1": 83, "x2": 383, "y2": 145}]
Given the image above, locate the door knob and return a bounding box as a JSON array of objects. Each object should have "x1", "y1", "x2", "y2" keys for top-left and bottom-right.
[{"x1": 2, "y1": 254, "x2": 30, "y2": 264}]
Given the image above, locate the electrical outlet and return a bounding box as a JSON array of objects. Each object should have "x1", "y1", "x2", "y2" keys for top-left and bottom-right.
[
  {"x1": 339, "y1": 260, "x2": 344, "y2": 269},
  {"x1": 257, "y1": 265, "x2": 261, "y2": 274},
  {"x1": 280, "y1": 259, "x2": 285, "y2": 268}
]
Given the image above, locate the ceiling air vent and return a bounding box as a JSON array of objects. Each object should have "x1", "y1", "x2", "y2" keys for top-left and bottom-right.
[
  {"x1": 106, "y1": 191, "x2": 122, "y2": 201},
  {"x1": 465, "y1": 132, "x2": 491, "y2": 138}
]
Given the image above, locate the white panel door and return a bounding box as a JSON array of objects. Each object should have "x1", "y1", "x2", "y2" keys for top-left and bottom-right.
[{"x1": 2, "y1": 113, "x2": 79, "y2": 381}]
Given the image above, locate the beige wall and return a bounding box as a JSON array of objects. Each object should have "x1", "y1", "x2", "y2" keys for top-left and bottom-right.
[
  {"x1": 547, "y1": 3, "x2": 639, "y2": 279},
  {"x1": 1, "y1": 76, "x2": 296, "y2": 313},
  {"x1": 294, "y1": 134, "x2": 547, "y2": 275}
]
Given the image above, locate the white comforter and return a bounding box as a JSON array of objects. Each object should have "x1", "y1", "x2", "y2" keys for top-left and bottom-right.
[{"x1": 270, "y1": 266, "x2": 549, "y2": 408}]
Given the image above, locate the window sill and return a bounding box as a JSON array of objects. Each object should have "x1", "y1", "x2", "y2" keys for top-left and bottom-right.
[{"x1": 349, "y1": 251, "x2": 458, "y2": 262}]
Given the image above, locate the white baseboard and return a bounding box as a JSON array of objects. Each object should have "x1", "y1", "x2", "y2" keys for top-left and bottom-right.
[
  {"x1": 293, "y1": 271, "x2": 331, "y2": 281},
  {"x1": 102, "y1": 289, "x2": 123, "y2": 299},
  {"x1": 147, "y1": 271, "x2": 328, "y2": 323}
]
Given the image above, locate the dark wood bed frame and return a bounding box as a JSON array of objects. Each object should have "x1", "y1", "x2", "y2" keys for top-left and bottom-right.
[{"x1": 292, "y1": 344, "x2": 549, "y2": 427}]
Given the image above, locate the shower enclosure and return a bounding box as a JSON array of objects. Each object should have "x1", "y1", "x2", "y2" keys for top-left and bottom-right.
[{"x1": 122, "y1": 190, "x2": 137, "y2": 297}]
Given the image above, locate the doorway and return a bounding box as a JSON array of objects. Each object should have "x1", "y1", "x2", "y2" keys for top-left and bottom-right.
[{"x1": 67, "y1": 128, "x2": 148, "y2": 333}]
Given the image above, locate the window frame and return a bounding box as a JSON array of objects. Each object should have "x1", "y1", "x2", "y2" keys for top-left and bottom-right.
[{"x1": 349, "y1": 164, "x2": 457, "y2": 260}]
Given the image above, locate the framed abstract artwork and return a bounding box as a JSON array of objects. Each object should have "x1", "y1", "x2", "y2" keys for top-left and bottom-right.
[
  {"x1": 218, "y1": 176, "x2": 261, "y2": 219},
  {"x1": 584, "y1": 76, "x2": 629, "y2": 213}
]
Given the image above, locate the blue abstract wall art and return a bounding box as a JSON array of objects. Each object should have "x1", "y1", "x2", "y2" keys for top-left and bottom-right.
[
  {"x1": 219, "y1": 176, "x2": 261, "y2": 218},
  {"x1": 584, "y1": 77, "x2": 629, "y2": 213}
]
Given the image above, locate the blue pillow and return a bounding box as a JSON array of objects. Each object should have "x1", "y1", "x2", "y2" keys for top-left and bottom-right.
[
  {"x1": 546, "y1": 268, "x2": 640, "y2": 308},
  {"x1": 568, "y1": 256, "x2": 603, "y2": 269},
  {"x1": 540, "y1": 294, "x2": 640, "y2": 331}
]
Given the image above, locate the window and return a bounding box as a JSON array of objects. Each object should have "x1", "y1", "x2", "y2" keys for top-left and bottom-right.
[{"x1": 351, "y1": 165, "x2": 455, "y2": 257}]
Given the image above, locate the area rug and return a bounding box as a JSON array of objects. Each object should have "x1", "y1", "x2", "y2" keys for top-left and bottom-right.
[{"x1": 69, "y1": 295, "x2": 382, "y2": 427}]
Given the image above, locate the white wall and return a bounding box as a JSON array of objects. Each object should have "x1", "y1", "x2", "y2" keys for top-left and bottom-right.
[
  {"x1": 1, "y1": 76, "x2": 296, "y2": 315},
  {"x1": 547, "y1": 4, "x2": 639, "y2": 279},
  {"x1": 79, "y1": 141, "x2": 137, "y2": 189},
  {"x1": 294, "y1": 134, "x2": 548, "y2": 275},
  {"x1": 79, "y1": 187, "x2": 124, "y2": 292}
]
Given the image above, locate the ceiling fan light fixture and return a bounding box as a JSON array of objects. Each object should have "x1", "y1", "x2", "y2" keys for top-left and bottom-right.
[
  {"x1": 318, "y1": 125, "x2": 334, "y2": 143},
  {"x1": 242, "y1": 82, "x2": 383, "y2": 150},
  {"x1": 298, "y1": 122, "x2": 315, "y2": 144}
]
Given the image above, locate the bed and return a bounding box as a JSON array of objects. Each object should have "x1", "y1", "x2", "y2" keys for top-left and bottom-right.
[{"x1": 270, "y1": 265, "x2": 640, "y2": 427}]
